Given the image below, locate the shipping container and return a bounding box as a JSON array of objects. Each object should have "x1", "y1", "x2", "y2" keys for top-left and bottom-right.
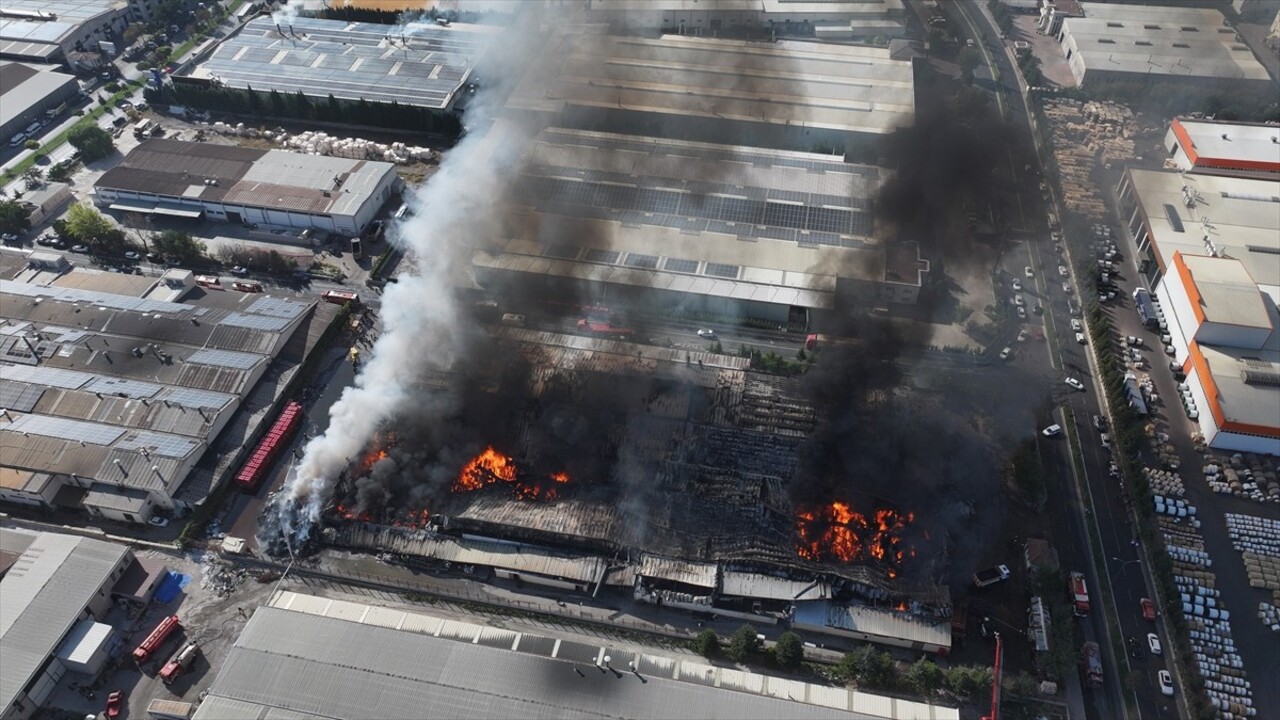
[{"x1": 234, "y1": 401, "x2": 304, "y2": 492}]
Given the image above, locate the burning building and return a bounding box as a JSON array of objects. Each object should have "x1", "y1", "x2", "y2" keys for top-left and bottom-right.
[{"x1": 321, "y1": 323, "x2": 950, "y2": 628}]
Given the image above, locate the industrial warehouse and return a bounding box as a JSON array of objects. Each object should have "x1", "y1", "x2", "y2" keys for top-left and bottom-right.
[
  {"x1": 0, "y1": 261, "x2": 323, "y2": 524},
  {"x1": 1116, "y1": 121, "x2": 1280, "y2": 455},
  {"x1": 1055, "y1": 3, "x2": 1273, "y2": 93},
  {"x1": 473, "y1": 124, "x2": 928, "y2": 325},
  {"x1": 0, "y1": 529, "x2": 159, "y2": 720},
  {"x1": 505, "y1": 26, "x2": 916, "y2": 158},
  {"x1": 577, "y1": 0, "x2": 910, "y2": 40},
  {"x1": 0, "y1": 61, "x2": 79, "y2": 143},
  {"x1": 192, "y1": 592, "x2": 958, "y2": 720},
  {"x1": 174, "y1": 17, "x2": 490, "y2": 123},
  {"x1": 93, "y1": 139, "x2": 398, "y2": 235},
  {"x1": 0, "y1": 0, "x2": 141, "y2": 66}
]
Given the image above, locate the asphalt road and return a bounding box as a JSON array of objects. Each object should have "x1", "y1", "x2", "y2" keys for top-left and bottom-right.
[{"x1": 948, "y1": 2, "x2": 1171, "y2": 718}]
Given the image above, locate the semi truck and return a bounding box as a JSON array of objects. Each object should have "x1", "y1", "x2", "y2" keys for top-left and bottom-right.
[
  {"x1": 159, "y1": 641, "x2": 200, "y2": 684},
  {"x1": 1069, "y1": 571, "x2": 1091, "y2": 616},
  {"x1": 972, "y1": 564, "x2": 1011, "y2": 588},
  {"x1": 1080, "y1": 641, "x2": 1103, "y2": 688}
]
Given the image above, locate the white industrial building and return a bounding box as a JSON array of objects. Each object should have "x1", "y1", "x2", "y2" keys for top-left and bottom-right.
[
  {"x1": 192, "y1": 590, "x2": 958, "y2": 720},
  {"x1": 472, "y1": 123, "x2": 928, "y2": 326},
  {"x1": 506, "y1": 27, "x2": 916, "y2": 157},
  {"x1": 580, "y1": 0, "x2": 908, "y2": 40},
  {"x1": 0, "y1": 529, "x2": 133, "y2": 720},
  {"x1": 1055, "y1": 3, "x2": 1273, "y2": 91},
  {"x1": 792, "y1": 600, "x2": 952, "y2": 654},
  {"x1": 0, "y1": 0, "x2": 148, "y2": 66},
  {"x1": 0, "y1": 62, "x2": 79, "y2": 143},
  {"x1": 1116, "y1": 166, "x2": 1280, "y2": 455},
  {"x1": 1164, "y1": 118, "x2": 1280, "y2": 180},
  {"x1": 0, "y1": 268, "x2": 315, "y2": 522},
  {"x1": 93, "y1": 139, "x2": 397, "y2": 236}
]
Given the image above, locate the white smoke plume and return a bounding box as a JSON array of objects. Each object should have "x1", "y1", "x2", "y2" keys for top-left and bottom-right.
[
  {"x1": 270, "y1": 6, "x2": 545, "y2": 541},
  {"x1": 272, "y1": 0, "x2": 306, "y2": 26}
]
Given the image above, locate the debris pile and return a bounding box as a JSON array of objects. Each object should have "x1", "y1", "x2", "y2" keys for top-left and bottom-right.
[
  {"x1": 198, "y1": 552, "x2": 247, "y2": 598},
  {"x1": 207, "y1": 123, "x2": 437, "y2": 165},
  {"x1": 1041, "y1": 99, "x2": 1138, "y2": 219}
]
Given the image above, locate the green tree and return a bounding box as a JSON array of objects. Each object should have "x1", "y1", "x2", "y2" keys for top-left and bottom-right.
[
  {"x1": 726, "y1": 624, "x2": 759, "y2": 663},
  {"x1": 957, "y1": 47, "x2": 983, "y2": 85},
  {"x1": 64, "y1": 203, "x2": 128, "y2": 253},
  {"x1": 123, "y1": 24, "x2": 145, "y2": 44},
  {"x1": 693, "y1": 629, "x2": 719, "y2": 658},
  {"x1": 836, "y1": 644, "x2": 894, "y2": 687},
  {"x1": 772, "y1": 631, "x2": 803, "y2": 669},
  {"x1": 906, "y1": 657, "x2": 945, "y2": 694},
  {"x1": 0, "y1": 200, "x2": 31, "y2": 235},
  {"x1": 152, "y1": 229, "x2": 206, "y2": 262},
  {"x1": 23, "y1": 139, "x2": 40, "y2": 151},
  {"x1": 944, "y1": 664, "x2": 995, "y2": 698},
  {"x1": 67, "y1": 124, "x2": 115, "y2": 162}
]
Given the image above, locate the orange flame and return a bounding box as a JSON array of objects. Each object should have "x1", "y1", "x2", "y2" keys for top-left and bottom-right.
[
  {"x1": 795, "y1": 502, "x2": 913, "y2": 573},
  {"x1": 454, "y1": 447, "x2": 570, "y2": 501},
  {"x1": 334, "y1": 504, "x2": 374, "y2": 522}
]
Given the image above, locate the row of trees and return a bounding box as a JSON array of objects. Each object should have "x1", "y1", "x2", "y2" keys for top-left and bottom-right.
[
  {"x1": 152, "y1": 83, "x2": 463, "y2": 135},
  {"x1": 692, "y1": 625, "x2": 1003, "y2": 702}
]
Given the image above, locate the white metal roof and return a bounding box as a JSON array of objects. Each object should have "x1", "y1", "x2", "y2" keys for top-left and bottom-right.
[
  {"x1": 54, "y1": 618, "x2": 113, "y2": 665},
  {"x1": 1171, "y1": 119, "x2": 1280, "y2": 170},
  {"x1": 0, "y1": 530, "x2": 129, "y2": 716},
  {"x1": 1196, "y1": 343, "x2": 1280, "y2": 432},
  {"x1": 508, "y1": 29, "x2": 915, "y2": 137},
  {"x1": 195, "y1": 600, "x2": 956, "y2": 720},
  {"x1": 1126, "y1": 169, "x2": 1280, "y2": 301},
  {"x1": 721, "y1": 571, "x2": 831, "y2": 601},
  {"x1": 1063, "y1": 4, "x2": 1271, "y2": 81},
  {"x1": 638, "y1": 553, "x2": 719, "y2": 588},
  {"x1": 1179, "y1": 254, "x2": 1272, "y2": 330},
  {"x1": 0, "y1": 62, "x2": 78, "y2": 130}
]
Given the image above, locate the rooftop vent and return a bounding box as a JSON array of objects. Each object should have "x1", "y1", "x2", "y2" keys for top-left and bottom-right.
[{"x1": 1241, "y1": 359, "x2": 1280, "y2": 387}]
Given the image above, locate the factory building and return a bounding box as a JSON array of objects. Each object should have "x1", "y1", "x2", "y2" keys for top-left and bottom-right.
[
  {"x1": 175, "y1": 17, "x2": 490, "y2": 125},
  {"x1": 1055, "y1": 3, "x2": 1273, "y2": 93},
  {"x1": 474, "y1": 124, "x2": 927, "y2": 326},
  {"x1": 93, "y1": 139, "x2": 397, "y2": 236},
  {"x1": 0, "y1": 529, "x2": 134, "y2": 720},
  {"x1": 0, "y1": 62, "x2": 79, "y2": 144},
  {"x1": 1116, "y1": 165, "x2": 1280, "y2": 455},
  {"x1": 0, "y1": 0, "x2": 148, "y2": 66},
  {"x1": 0, "y1": 266, "x2": 316, "y2": 522},
  {"x1": 192, "y1": 591, "x2": 959, "y2": 720},
  {"x1": 1164, "y1": 118, "x2": 1280, "y2": 180},
  {"x1": 505, "y1": 28, "x2": 916, "y2": 158},
  {"x1": 792, "y1": 600, "x2": 952, "y2": 654},
  {"x1": 580, "y1": 0, "x2": 909, "y2": 41}
]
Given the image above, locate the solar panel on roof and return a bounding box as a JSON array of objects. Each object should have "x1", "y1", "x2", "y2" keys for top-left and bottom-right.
[
  {"x1": 164, "y1": 387, "x2": 234, "y2": 410},
  {"x1": 84, "y1": 376, "x2": 164, "y2": 398},
  {"x1": 244, "y1": 296, "x2": 310, "y2": 320},
  {"x1": 1, "y1": 363, "x2": 93, "y2": 389},
  {"x1": 624, "y1": 253, "x2": 660, "y2": 270},
  {"x1": 221, "y1": 313, "x2": 291, "y2": 332},
  {"x1": 583, "y1": 249, "x2": 620, "y2": 264},
  {"x1": 186, "y1": 348, "x2": 262, "y2": 370},
  {"x1": 0, "y1": 381, "x2": 45, "y2": 413},
  {"x1": 664, "y1": 258, "x2": 700, "y2": 274},
  {"x1": 116, "y1": 432, "x2": 201, "y2": 458},
  {"x1": 4, "y1": 414, "x2": 126, "y2": 445},
  {"x1": 704, "y1": 263, "x2": 741, "y2": 279}
]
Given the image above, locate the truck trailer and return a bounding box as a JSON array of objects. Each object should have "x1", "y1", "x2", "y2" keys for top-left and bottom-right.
[{"x1": 972, "y1": 564, "x2": 1011, "y2": 588}]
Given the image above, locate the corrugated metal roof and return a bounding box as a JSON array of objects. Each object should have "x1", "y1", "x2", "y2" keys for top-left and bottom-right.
[
  {"x1": 0, "y1": 531, "x2": 129, "y2": 714},
  {"x1": 638, "y1": 553, "x2": 718, "y2": 589},
  {"x1": 721, "y1": 571, "x2": 830, "y2": 601},
  {"x1": 792, "y1": 601, "x2": 951, "y2": 649},
  {"x1": 83, "y1": 483, "x2": 151, "y2": 512},
  {"x1": 195, "y1": 605, "x2": 915, "y2": 720}
]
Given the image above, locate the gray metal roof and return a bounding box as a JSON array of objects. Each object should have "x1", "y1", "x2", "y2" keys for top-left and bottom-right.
[
  {"x1": 185, "y1": 17, "x2": 492, "y2": 111},
  {"x1": 0, "y1": 530, "x2": 129, "y2": 716},
  {"x1": 94, "y1": 139, "x2": 396, "y2": 219},
  {"x1": 0, "y1": 62, "x2": 78, "y2": 131},
  {"x1": 196, "y1": 605, "x2": 954, "y2": 720}
]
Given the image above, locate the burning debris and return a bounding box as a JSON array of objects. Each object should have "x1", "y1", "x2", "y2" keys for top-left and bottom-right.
[
  {"x1": 454, "y1": 446, "x2": 571, "y2": 501},
  {"x1": 795, "y1": 502, "x2": 915, "y2": 577}
]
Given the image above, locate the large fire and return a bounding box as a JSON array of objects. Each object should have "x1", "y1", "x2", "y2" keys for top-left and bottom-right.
[
  {"x1": 356, "y1": 433, "x2": 394, "y2": 476},
  {"x1": 795, "y1": 501, "x2": 914, "y2": 576},
  {"x1": 455, "y1": 446, "x2": 570, "y2": 501}
]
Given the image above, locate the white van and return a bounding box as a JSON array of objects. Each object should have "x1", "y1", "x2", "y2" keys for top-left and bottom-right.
[{"x1": 8, "y1": 133, "x2": 26, "y2": 147}]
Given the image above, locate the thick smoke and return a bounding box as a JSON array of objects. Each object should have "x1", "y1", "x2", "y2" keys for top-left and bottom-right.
[
  {"x1": 271, "y1": 0, "x2": 305, "y2": 26},
  {"x1": 268, "y1": 8, "x2": 548, "y2": 544}
]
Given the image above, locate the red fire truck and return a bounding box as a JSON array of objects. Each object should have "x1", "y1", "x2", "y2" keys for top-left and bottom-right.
[
  {"x1": 133, "y1": 615, "x2": 181, "y2": 663},
  {"x1": 1069, "y1": 571, "x2": 1091, "y2": 617},
  {"x1": 159, "y1": 641, "x2": 200, "y2": 684}
]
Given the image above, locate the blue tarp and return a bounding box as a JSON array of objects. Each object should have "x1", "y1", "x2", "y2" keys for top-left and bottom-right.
[{"x1": 152, "y1": 571, "x2": 190, "y2": 604}]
